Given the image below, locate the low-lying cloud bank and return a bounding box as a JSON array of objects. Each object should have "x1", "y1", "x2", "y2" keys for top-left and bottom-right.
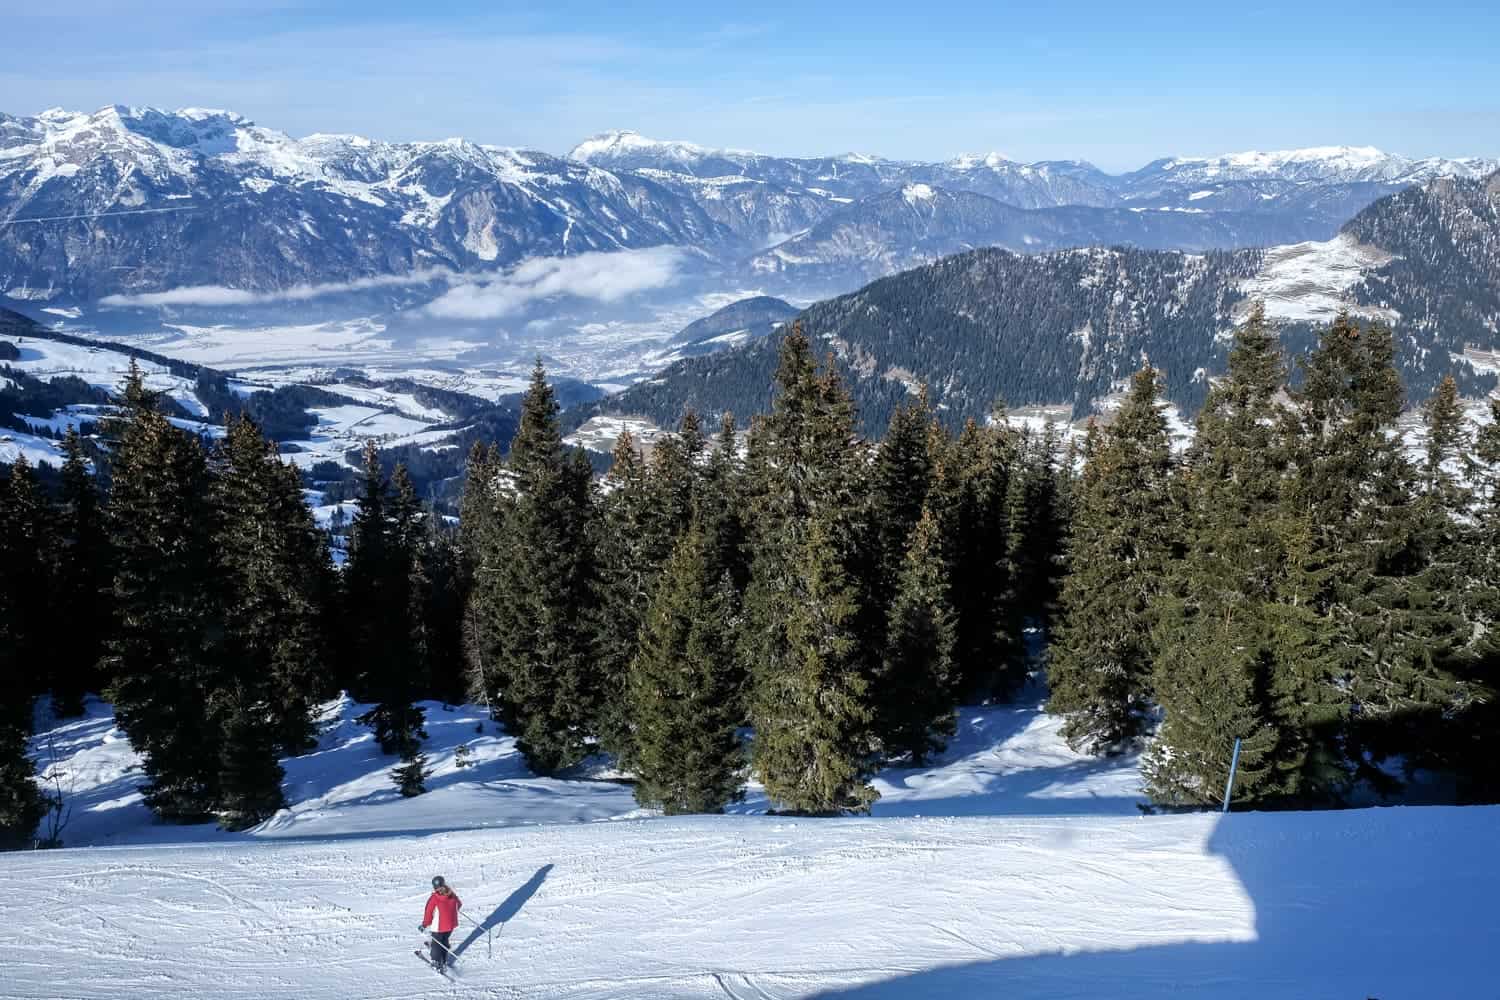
[
  {"x1": 423, "y1": 246, "x2": 685, "y2": 320},
  {"x1": 98, "y1": 270, "x2": 451, "y2": 308},
  {"x1": 98, "y1": 247, "x2": 686, "y2": 315}
]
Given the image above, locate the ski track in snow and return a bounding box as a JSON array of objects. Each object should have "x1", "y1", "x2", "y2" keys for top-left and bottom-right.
[{"x1": 6, "y1": 694, "x2": 1497, "y2": 998}]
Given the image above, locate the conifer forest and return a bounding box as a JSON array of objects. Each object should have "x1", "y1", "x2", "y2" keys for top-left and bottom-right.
[{"x1": 3, "y1": 307, "x2": 1499, "y2": 849}]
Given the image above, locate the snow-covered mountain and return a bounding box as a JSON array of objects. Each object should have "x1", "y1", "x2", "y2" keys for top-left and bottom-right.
[
  {"x1": 0, "y1": 106, "x2": 730, "y2": 300},
  {"x1": 2, "y1": 107, "x2": 1495, "y2": 306},
  {"x1": 1124, "y1": 145, "x2": 1498, "y2": 189},
  {"x1": 575, "y1": 131, "x2": 1498, "y2": 282}
]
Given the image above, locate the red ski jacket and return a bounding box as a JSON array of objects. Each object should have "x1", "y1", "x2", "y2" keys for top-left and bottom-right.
[{"x1": 423, "y1": 891, "x2": 463, "y2": 933}]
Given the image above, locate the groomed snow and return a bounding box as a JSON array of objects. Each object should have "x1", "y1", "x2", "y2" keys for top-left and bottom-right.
[{"x1": 8, "y1": 692, "x2": 1497, "y2": 998}]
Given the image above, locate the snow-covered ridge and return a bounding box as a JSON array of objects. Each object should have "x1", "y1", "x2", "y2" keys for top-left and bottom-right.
[
  {"x1": 569, "y1": 129, "x2": 714, "y2": 163},
  {"x1": 1153, "y1": 144, "x2": 1498, "y2": 184}
]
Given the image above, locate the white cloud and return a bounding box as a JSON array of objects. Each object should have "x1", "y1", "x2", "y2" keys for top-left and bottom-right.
[
  {"x1": 424, "y1": 247, "x2": 685, "y2": 320},
  {"x1": 96, "y1": 248, "x2": 685, "y2": 315},
  {"x1": 99, "y1": 269, "x2": 453, "y2": 308}
]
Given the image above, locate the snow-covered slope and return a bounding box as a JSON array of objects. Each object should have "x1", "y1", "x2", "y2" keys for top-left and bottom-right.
[
  {"x1": 24, "y1": 690, "x2": 1143, "y2": 849},
  {"x1": 8, "y1": 694, "x2": 1496, "y2": 998}
]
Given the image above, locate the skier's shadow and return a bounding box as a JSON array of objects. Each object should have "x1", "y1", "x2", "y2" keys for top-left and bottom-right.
[{"x1": 454, "y1": 863, "x2": 553, "y2": 957}]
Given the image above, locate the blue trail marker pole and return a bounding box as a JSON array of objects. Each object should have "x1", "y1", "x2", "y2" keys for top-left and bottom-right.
[{"x1": 1221, "y1": 737, "x2": 1243, "y2": 813}]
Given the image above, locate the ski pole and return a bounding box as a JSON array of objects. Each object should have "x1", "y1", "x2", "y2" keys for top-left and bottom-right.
[
  {"x1": 421, "y1": 930, "x2": 461, "y2": 964},
  {"x1": 457, "y1": 909, "x2": 492, "y2": 959}
]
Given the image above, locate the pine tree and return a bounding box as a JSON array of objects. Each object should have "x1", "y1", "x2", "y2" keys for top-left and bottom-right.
[
  {"x1": 590, "y1": 431, "x2": 670, "y2": 765},
  {"x1": 391, "y1": 750, "x2": 432, "y2": 797},
  {"x1": 1147, "y1": 304, "x2": 1309, "y2": 807},
  {"x1": 740, "y1": 326, "x2": 878, "y2": 813},
  {"x1": 1288, "y1": 317, "x2": 1463, "y2": 792},
  {"x1": 1049, "y1": 368, "x2": 1176, "y2": 753},
  {"x1": 473, "y1": 361, "x2": 599, "y2": 774},
  {"x1": 0, "y1": 721, "x2": 45, "y2": 850},
  {"x1": 695, "y1": 414, "x2": 751, "y2": 717},
  {"x1": 418, "y1": 514, "x2": 470, "y2": 706},
  {"x1": 459, "y1": 441, "x2": 509, "y2": 707},
  {"x1": 211, "y1": 416, "x2": 333, "y2": 754},
  {"x1": 867, "y1": 391, "x2": 936, "y2": 618},
  {"x1": 216, "y1": 687, "x2": 287, "y2": 831},
  {"x1": 878, "y1": 506, "x2": 958, "y2": 763},
  {"x1": 752, "y1": 513, "x2": 878, "y2": 814},
  {"x1": 627, "y1": 524, "x2": 745, "y2": 813},
  {"x1": 0, "y1": 459, "x2": 49, "y2": 848},
  {"x1": 1462, "y1": 397, "x2": 1500, "y2": 802},
  {"x1": 103, "y1": 368, "x2": 229, "y2": 820},
  {"x1": 49, "y1": 431, "x2": 109, "y2": 717},
  {"x1": 1006, "y1": 424, "x2": 1068, "y2": 655},
  {"x1": 938, "y1": 416, "x2": 1020, "y2": 698},
  {"x1": 0, "y1": 456, "x2": 53, "y2": 711},
  {"x1": 347, "y1": 450, "x2": 428, "y2": 770}
]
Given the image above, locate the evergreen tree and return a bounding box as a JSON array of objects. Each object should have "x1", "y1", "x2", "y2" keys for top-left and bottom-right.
[
  {"x1": 694, "y1": 414, "x2": 751, "y2": 716},
  {"x1": 49, "y1": 431, "x2": 110, "y2": 717},
  {"x1": 458, "y1": 441, "x2": 509, "y2": 707},
  {"x1": 627, "y1": 524, "x2": 745, "y2": 813},
  {"x1": 0, "y1": 459, "x2": 49, "y2": 848},
  {"x1": 211, "y1": 416, "x2": 333, "y2": 754},
  {"x1": 752, "y1": 514, "x2": 878, "y2": 814},
  {"x1": 740, "y1": 325, "x2": 878, "y2": 813},
  {"x1": 103, "y1": 368, "x2": 229, "y2": 820},
  {"x1": 0, "y1": 720, "x2": 45, "y2": 850},
  {"x1": 418, "y1": 514, "x2": 470, "y2": 706},
  {"x1": 0, "y1": 457, "x2": 53, "y2": 710},
  {"x1": 1462, "y1": 397, "x2": 1500, "y2": 802},
  {"x1": 391, "y1": 749, "x2": 431, "y2": 797},
  {"x1": 215, "y1": 687, "x2": 286, "y2": 831},
  {"x1": 867, "y1": 391, "x2": 936, "y2": 619},
  {"x1": 1049, "y1": 368, "x2": 1176, "y2": 753},
  {"x1": 878, "y1": 506, "x2": 958, "y2": 763},
  {"x1": 1289, "y1": 317, "x2": 1463, "y2": 791},
  {"x1": 1147, "y1": 304, "x2": 1311, "y2": 807},
  {"x1": 590, "y1": 429, "x2": 681, "y2": 764},
  {"x1": 345, "y1": 445, "x2": 427, "y2": 770},
  {"x1": 473, "y1": 361, "x2": 599, "y2": 774},
  {"x1": 938, "y1": 415, "x2": 1020, "y2": 698},
  {"x1": 1006, "y1": 424, "x2": 1068, "y2": 650}
]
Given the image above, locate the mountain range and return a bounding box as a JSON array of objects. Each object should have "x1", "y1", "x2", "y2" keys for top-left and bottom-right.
[
  {"x1": 577, "y1": 170, "x2": 1500, "y2": 435},
  {"x1": 3, "y1": 106, "x2": 1495, "y2": 304}
]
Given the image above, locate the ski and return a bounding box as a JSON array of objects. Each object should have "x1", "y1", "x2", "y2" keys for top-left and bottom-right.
[{"x1": 413, "y1": 949, "x2": 449, "y2": 977}]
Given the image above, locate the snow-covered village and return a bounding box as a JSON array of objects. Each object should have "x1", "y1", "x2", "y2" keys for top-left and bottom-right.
[{"x1": 3, "y1": 3, "x2": 1500, "y2": 997}]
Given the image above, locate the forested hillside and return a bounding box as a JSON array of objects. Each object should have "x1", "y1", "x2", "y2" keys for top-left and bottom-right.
[{"x1": 584, "y1": 172, "x2": 1500, "y2": 435}]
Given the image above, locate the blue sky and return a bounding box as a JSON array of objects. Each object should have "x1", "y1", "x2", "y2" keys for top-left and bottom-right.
[{"x1": 4, "y1": 0, "x2": 1497, "y2": 170}]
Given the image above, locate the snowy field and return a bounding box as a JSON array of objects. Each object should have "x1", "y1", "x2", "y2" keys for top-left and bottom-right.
[
  {"x1": 6, "y1": 694, "x2": 1497, "y2": 998},
  {"x1": 2, "y1": 336, "x2": 208, "y2": 415},
  {"x1": 1236, "y1": 233, "x2": 1397, "y2": 324}
]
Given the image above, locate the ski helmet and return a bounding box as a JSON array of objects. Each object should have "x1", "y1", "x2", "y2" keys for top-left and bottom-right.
[{"x1": 432, "y1": 875, "x2": 446, "y2": 890}]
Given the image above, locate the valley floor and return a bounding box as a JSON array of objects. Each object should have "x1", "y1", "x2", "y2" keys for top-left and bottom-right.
[{"x1": 4, "y1": 697, "x2": 1494, "y2": 998}]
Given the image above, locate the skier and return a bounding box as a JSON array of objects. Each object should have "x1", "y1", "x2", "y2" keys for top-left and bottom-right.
[{"x1": 419, "y1": 875, "x2": 463, "y2": 971}]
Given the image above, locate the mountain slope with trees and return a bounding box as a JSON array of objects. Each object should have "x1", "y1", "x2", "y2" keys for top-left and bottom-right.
[{"x1": 582, "y1": 172, "x2": 1500, "y2": 435}]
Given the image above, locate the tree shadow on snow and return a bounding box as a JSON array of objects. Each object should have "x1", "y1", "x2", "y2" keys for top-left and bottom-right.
[
  {"x1": 454, "y1": 863, "x2": 553, "y2": 957},
  {"x1": 804, "y1": 806, "x2": 1500, "y2": 999}
]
